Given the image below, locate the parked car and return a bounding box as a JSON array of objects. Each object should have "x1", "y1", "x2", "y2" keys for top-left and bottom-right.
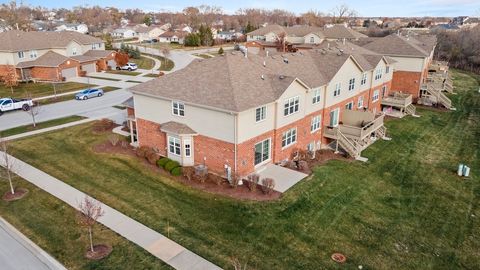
[
  {"x1": 75, "y1": 89, "x2": 104, "y2": 100},
  {"x1": 0, "y1": 97, "x2": 33, "y2": 116},
  {"x1": 117, "y1": 62, "x2": 138, "y2": 71}
]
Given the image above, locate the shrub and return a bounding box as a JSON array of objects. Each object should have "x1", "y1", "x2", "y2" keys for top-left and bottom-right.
[
  {"x1": 171, "y1": 167, "x2": 182, "y2": 176},
  {"x1": 246, "y1": 174, "x2": 260, "y2": 192},
  {"x1": 208, "y1": 173, "x2": 224, "y2": 185},
  {"x1": 183, "y1": 166, "x2": 194, "y2": 181},
  {"x1": 93, "y1": 119, "x2": 115, "y2": 132},
  {"x1": 135, "y1": 146, "x2": 150, "y2": 158},
  {"x1": 145, "y1": 150, "x2": 159, "y2": 164},
  {"x1": 218, "y1": 47, "x2": 224, "y2": 55},
  {"x1": 108, "y1": 134, "x2": 120, "y2": 146},
  {"x1": 156, "y1": 157, "x2": 170, "y2": 168},
  {"x1": 261, "y1": 178, "x2": 275, "y2": 194},
  {"x1": 230, "y1": 174, "x2": 241, "y2": 189},
  {"x1": 165, "y1": 160, "x2": 180, "y2": 172}
]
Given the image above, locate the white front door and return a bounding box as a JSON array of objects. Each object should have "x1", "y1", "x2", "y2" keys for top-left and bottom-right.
[{"x1": 182, "y1": 138, "x2": 194, "y2": 166}]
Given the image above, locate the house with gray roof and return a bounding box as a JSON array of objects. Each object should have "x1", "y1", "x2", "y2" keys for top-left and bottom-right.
[
  {"x1": 127, "y1": 42, "x2": 397, "y2": 183},
  {"x1": 0, "y1": 30, "x2": 116, "y2": 81}
]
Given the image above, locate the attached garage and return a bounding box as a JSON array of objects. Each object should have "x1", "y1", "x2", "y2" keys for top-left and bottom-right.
[
  {"x1": 107, "y1": 59, "x2": 116, "y2": 69},
  {"x1": 81, "y1": 63, "x2": 96, "y2": 74},
  {"x1": 61, "y1": 67, "x2": 78, "y2": 79}
]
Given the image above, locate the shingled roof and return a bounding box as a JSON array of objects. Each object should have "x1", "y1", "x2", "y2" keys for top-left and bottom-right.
[
  {"x1": 247, "y1": 24, "x2": 365, "y2": 39},
  {"x1": 323, "y1": 25, "x2": 368, "y2": 39},
  {"x1": 16, "y1": 51, "x2": 74, "y2": 68},
  {"x1": 0, "y1": 30, "x2": 103, "y2": 52},
  {"x1": 362, "y1": 34, "x2": 436, "y2": 57}
]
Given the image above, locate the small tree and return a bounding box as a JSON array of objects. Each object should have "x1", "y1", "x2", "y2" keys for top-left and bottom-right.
[
  {"x1": 218, "y1": 47, "x2": 224, "y2": 55},
  {"x1": 24, "y1": 93, "x2": 41, "y2": 128},
  {"x1": 77, "y1": 196, "x2": 104, "y2": 253},
  {"x1": 3, "y1": 65, "x2": 18, "y2": 94},
  {"x1": 160, "y1": 45, "x2": 171, "y2": 68},
  {"x1": 114, "y1": 51, "x2": 129, "y2": 67},
  {"x1": 0, "y1": 138, "x2": 16, "y2": 196}
]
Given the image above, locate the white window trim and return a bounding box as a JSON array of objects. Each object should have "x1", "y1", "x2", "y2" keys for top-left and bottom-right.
[
  {"x1": 345, "y1": 101, "x2": 354, "y2": 110},
  {"x1": 168, "y1": 136, "x2": 181, "y2": 156},
  {"x1": 254, "y1": 138, "x2": 271, "y2": 166},
  {"x1": 283, "y1": 96, "x2": 300, "y2": 117},
  {"x1": 372, "y1": 90, "x2": 380, "y2": 103},
  {"x1": 255, "y1": 106, "x2": 266, "y2": 123},
  {"x1": 358, "y1": 96, "x2": 364, "y2": 108},
  {"x1": 312, "y1": 89, "x2": 321, "y2": 104},
  {"x1": 172, "y1": 101, "x2": 185, "y2": 117},
  {"x1": 330, "y1": 108, "x2": 340, "y2": 127},
  {"x1": 281, "y1": 128, "x2": 297, "y2": 149},
  {"x1": 184, "y1": 139, "x2": 191, "y2": 157},
  {"x1": 348, "y1": 78, "x2": 355, "y2": 91},
  {"x1": 361, "y1": 73, "x2": 367, "y2": 85},
  {"x1": 311, "y1": 115, "x2": 321, "y2": 133},
  {"x1": 18, "y1": 51, "x2": 25, "y2": 59}
]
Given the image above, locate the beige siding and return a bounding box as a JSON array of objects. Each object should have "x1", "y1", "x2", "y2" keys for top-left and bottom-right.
[
  {"x1": 265, "y1": 32, "x2": 278, "y2": 42},
  {"x1": 391, "y1": 56, "x2": 424, "y2": 72},
  {"x1": 275, "y1": 80, "x2": 309, "y2": 128},
  {"x1": 371, "y1": 59, "x2": 393, "y2": 88},
  {"x1": 305, "y1": 86, "x2": 326, "y2": 114},
  {"x1": 325, "y1": 57, "x2": 364, "y2": 108},
  {"x1": 0, "y1": 52, "x2": 18, "y2": 65},
  {"x1": 286, "y1": 36, "x2": 305, "y2": 44},
  {"x1": 237, "y1": 103, "x2": 275, "y2": 143},
  {"x1": 303, "y1": 33, "x2": 323, "y2": 44},
  {"x1": 134, "y1": 94, "x2": 236, "y2": 143}
]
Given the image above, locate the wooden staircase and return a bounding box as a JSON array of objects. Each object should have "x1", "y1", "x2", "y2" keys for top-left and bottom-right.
[
  {"x1": 333, "y1": 125, "x2": 389, "y2": 162},
  {"x1": 422, "y1": 83, "x2": 455, "y2": 110},
  {"x1": 405, "y1": 104, "x2": 417, "y2": 116}
]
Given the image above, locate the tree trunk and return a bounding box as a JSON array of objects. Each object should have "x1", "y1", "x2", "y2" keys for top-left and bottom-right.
[
  {"x1": 7, "y1": 169, "x2": 14, "y2": 195},
  {"x1": 10, "y1": 86, "x2": 13, "y2": 94},
  {"x1": 88, "y1": 227, "x2": 94, "y2": 252}
]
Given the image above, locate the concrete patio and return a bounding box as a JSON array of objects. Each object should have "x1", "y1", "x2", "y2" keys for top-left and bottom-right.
[{"x1": 255, "y1": 164, "x2": 308, "y2": 193}]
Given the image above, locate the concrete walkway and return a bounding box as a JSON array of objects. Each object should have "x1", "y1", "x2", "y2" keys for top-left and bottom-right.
[
  {"x1": 255, "y1": 164, "x2": 308, "y2": 193},
  {"x1": 0, "y1": 217, "x2": 66, "y2": 270},
  {"x1": 0, "y1": 154, "x2": 222, "y2": 270}
]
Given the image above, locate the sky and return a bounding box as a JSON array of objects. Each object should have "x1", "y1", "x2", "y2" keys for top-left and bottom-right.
[{"x1": 18, "y1": 0, "x2": 480, "y2": 17}]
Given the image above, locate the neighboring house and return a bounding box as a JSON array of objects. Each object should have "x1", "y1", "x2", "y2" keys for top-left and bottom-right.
[
  {"x1": 430, "y1": 24, "x2": 460, "y2": 32},
  {"x1": 55, "y1": 23, "x2": 89, "y2": 34},
  {"x1": 158, "y1": 31, "x2": 188, "y2": 44},
  {"x1": 128, "y1": 41, "x2": 396, "y2": 178},
  {"x1": 176, "y1": 24, "x2": 193, "y2": 33},
  {"x1": 361, "y1": 34, "x2": 436, "y2": 101},
  {"x1": 135, "y1": 26, "x2": 166, "y2": 42},
  {"x1": 112, "y1": 28, "x2": 137, "y2": 39},
  {"x1": 216, "y1": 31, "x2": 243, "y2": 41},
  {"x1": 0, "y1": 30, "x2": 116, "y2": 81}
]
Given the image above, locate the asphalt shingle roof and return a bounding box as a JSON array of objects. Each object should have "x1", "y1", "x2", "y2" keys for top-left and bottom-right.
[
  {"x1": 362, "y1": 34, "x2": 436, "y2": 57},
  {"x1": 16, "y1": 51, "x2": 73, "y2": 68}
]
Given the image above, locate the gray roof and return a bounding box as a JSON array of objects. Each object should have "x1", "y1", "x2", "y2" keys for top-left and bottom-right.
[
  {"x1": 362, "y1": 34, "x2": 436, "y2": 57},
  {"x1": 247, "y1": 24, "x2": 365, "y2": 39},
  {"x1": 0, "y1": 30, "x2": 103, "y2": 52},
  {"x1": 160, "y1": 121, "x2": 197, "y2": 135},
  {"x1": 323, "y1": 25, "x2": 368, "y2": 39},
  {"x1": 16, "y1": 51, "x2": 73, "y2": 68},
  {"x1": 122, "y1": 97, "x2": 134, "y2": 108},
  {"x1": 83, "y1": 50, "x2": 115, "y2": 58},
  {"x1": 130, "y1": 40, "x2": 393, "y2": 113},
  {"x1": 70, "y1": 55, "x2": 98, "y2": 63}
]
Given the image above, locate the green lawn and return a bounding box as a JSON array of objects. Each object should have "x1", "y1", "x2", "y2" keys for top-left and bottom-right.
[
  {"x1": 143, "y1": 73, "x2": 160, "y2": 78},
  {"x1": 0, "y1": 115, "x2": 85, "y2": 137},
  {"x1": 8, "y1": 69, "x2": 480, "y2": 269},
  {"x1": 105, "y1": 70, "x2": 142, "y2": 76},
  {"x1": 86, "y1": 76, "x2": 121, "y2": 81},
  {"x1": 1, "y1": 82, "x2": 94, "y2": 99},
  {"x1": 0, "y1": 170, "x2": 170, "y2": 270},
  {"x1": 130, "y1": 56, "x2": 155, "y2": 70}
]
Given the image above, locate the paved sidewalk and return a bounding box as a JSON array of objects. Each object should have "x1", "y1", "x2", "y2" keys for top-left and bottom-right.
[
  {"x1": 0, "y1": 154, "x2": 222, "y2": 270},
  {"x1": 0, "y1": 217, "x2": 66, "y2": 270}
]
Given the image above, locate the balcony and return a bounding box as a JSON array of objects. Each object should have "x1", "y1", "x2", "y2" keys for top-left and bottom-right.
[
  {"x1": 381, "y1": 92, "x2": 412, "y2": 109},
  {"x1": 324, "y1": 110, "x2": 385, "y2": 141},
  {"x1": 429, "y1": 60, "x2": 449, "y2": 73}
]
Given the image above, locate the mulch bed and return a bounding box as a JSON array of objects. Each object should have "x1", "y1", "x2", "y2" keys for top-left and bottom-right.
[
  {"x1": 331, "y1": 252, "x2": 347, "y2": 263},
  {"x1": 2, "y1": 188, "x2": 29, "y2": 202},
  {"x1": 85, "y1": 244, "x2": 112, "y2": 260}
]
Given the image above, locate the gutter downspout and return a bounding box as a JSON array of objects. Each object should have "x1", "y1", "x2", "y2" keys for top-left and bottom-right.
[
  {"x1": 320, "y1": 84, "x2": 328, "y2": 146},
  {"x1": 234, "y1": 113, "x2": 239, "y2": 183}
]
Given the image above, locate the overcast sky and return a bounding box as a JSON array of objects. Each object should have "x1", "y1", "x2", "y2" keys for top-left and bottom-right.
[{"x1": 23, "y1": 0, "x2": 480, "y2": 17}]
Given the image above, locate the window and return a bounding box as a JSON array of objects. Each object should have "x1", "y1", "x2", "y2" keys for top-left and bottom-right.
[
  {"x1": 17, "y1": 51, "x2": 24, "y2": 59},
  {"x1": 310, "y1": 36, "x2": 315, "y2": 43},
  {"x1": 311, "y1": 115, "x2": 321, "y2": 132},
  {"x1": 312, "y1": 89, "x2": 321, "y2": 104},
  {"x1": 29, "y1": 50, "x2": 37, "y2": 58},
  {"x1": 72, "y1": 47, "x2": 77, "y2": 55},
  {"x1": 254, "y1": 139, "x2": 270, "y2": 165},
  {"x1": 372, "y1": 90, "x2": 380, "y2": 102},
  {"x1": 172, "y1": 101, "x2": 185, "y2": 116},
  {"x1": 375, "y1": 68, "x2": 383, "y2": 80},
  {"x1": 283, "y1": 96, "x2": 299, "y2": 116},
  {"x1": 184, "y1": 140, "x2": 191, "y2": 157},
  {"x1": 348, "y1": 78, "x2": 355, "y2": 91},
  {"x1": 168, "y1": 137, "x2": 181, "y2": 155},
  {"x1": 333, "y1": 83, "x2": 341, "y2": 97},
  {"x1": 358, "y1": 96, "x2": 364, "y2": 108},
  {"x1": 345, "y1": 102, "x2": 353, "y2": 110},
  {"x1": 361, "y1": 73, "x2": 367, "y2": 85},
  {"x1": 386, "y1": 66, "x2": 390, "y2": 74},
  {"x1": 255, "y1": 106, "x2": 266, "y2": 122},
  {"x1": 307, "y1": 142, "x2": 315, "y2": 152},
  {"x1": 282, "y1": 128, "x2": 297, "y2": 148}
]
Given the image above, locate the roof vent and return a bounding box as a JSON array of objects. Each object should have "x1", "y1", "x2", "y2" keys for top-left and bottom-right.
[
  {"x1": 279, "y1": 75, "x2": 285, "y2": 80},
  {"x1": 261, "y1": 75, "x2": 265, "y2": 80},
  {"x1": 321, "y1": 51, "x2": 327, "y2": 55},
  {"x1": 337, "y1": 52, "x2": 343, "y2": 56},
  {"x1": 263, "y1": 60, "x2": 266, "y2": 67},
  {"x1": 283, "y1": 58, "x2": 289, "y2": 64}
]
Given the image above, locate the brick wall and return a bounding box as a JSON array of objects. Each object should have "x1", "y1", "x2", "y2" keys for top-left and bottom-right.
[
  {"x1": 137, "y1": 118, "x2": 167, "y2": 156},
  {"x1": 194, "y1": 135, "x2": 235, "y2": 175},
  {"x1": 391, "y1": 71, "x2": 422, "y2": 100},
  {"x1": 236, "y1": 130, "x2": 275, "y2": 176},
  {"x1": 30, "y1": 67, "x2": 59, "y2": 81}
]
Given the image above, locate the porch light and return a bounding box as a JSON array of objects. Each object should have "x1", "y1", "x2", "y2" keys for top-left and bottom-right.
[{"x1": 67, "y1": 60, "x2": 70, "y2": 65}]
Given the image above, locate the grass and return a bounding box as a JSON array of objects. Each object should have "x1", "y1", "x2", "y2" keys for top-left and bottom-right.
[
  {"x1": 125, "y1": 80, "x2": 143, "y2": 83},
  {"x1": 105, "y1": 70, "x2": 141, "y2": 76},
  {"x1": 143, "y1": 54, "x2": 174, "y2": 71},
  {"x1": 8, "y1": 69, "x2": 480, "y2": 269},
  {"x1": 130, "y1": 56, "x2": 155, "y2": 70},
  {"x1": 86, "y1": 76, "x2": 121, "y2": 81},
  {"x1": 36, "y1": 86, "x2": 121, "y2": 106},
  {"x1": 101, "y1": 86, "x2": 121, "y2": 92},
  {"x1": 143, "y1": 73, "x2": 160, "y2": 78},
  {"x1": 0, "y1": 170, "x2": 170, "y2": 270},
  {"x1": 1, "y1": 82, "x2": 94, "y2": 99},
  {"x1": 0, "y1": 115, "x2": 85, "y2": 137},
  {"x1": 193, "y1": 53, "x2": 214, "y2": 59}
]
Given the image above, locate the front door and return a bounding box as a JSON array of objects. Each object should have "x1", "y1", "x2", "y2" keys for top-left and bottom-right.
[{"x1": 329, "y1": 108, "x2": 339, "y2": 127}]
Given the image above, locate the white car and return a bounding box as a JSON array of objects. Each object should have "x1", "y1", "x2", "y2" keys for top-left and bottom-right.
[
  {"x1": 117, "y1": 63, "x2": 138, "y2": 71},
  {"x1": 0, "y1": 98, "x2": 34, "y2": 116}
]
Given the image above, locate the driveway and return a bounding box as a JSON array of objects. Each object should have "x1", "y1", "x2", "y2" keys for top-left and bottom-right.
[
  {"x1": 0, "y1": 217, "x2": 66, "y2": 270},
  {"x1": 0, "y1": 89, "x2": 131, "y2": 131}
]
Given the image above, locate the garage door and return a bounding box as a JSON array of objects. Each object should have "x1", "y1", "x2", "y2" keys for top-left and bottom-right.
[
  {"x1": 61, "y1": 67, "x2": 77, "y2": 79},
  {"x1": 82, "y1": 63, "x2": 96, "y2": 74},
  {"x1": 107, "y1": 60, "x2": 116, "y2": 69}
]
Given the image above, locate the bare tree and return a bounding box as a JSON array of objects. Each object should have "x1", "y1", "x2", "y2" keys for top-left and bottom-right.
[
  {"x1": 231, "y1": 257, "x2": 248, "y2": 270},
  {"x1": 160, "y1": 45, "x2": 171, "y2": 69},
  {"x1": 0, "y1": 137, "x2": 16, "y2": 196},
  {"x1": 77, "y1": 196, "x2": 104, "y2": 253},
  {"x1": 330, "y1": 4, "x2": 358, "y2": 24},
  {"x1": 24, "y1": 94, "x2": 41, "y2": 128},
  {"x1": 3, "y1": 64, "x2": 18, "y2": 94}
]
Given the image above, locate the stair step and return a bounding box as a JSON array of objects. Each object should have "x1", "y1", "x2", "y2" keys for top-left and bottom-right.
[{"x1": 355, "y1": 156, "x2": 368, "y2": 162}]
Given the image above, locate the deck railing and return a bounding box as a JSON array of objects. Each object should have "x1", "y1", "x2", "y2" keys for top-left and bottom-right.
[
  {"x1": 325, "y1": 114, "x2": 385, "y2": 140},
  {"x1": 381, "y1": 93, "x2": 412, "y2": 108}
]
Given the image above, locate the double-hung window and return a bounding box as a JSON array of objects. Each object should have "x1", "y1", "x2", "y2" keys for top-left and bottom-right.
[
  {"x1": 184, "y1": 140, "x2": 191, "y2": 157},
  {"x1": 361, "y1": 73, "x2": 367, "y2": 85},
  {"x1": 372, "y1": 90, "x2": 380, "y2": 102},
  {"x1": 172, "y1": 101, "x2": 185, "y2": 116},
  {"x1": 168, "y1": 137, "x2": 181, "y2": 155},
  {"x1": 254, "y1": 139, "x2": 270, "y2": 165},
  {"x1": 311, "y1": 115, "x2": 321, "y2": 132},
  {"x1": 333, "y1": 83, "x2": 341, "y2": 97},
  {"x1": 375, "y1": 68, "x2": 382, "y2": 80},
  {"x1": 282, "y1": 128, "x2": 297, "y2": 148},
  {"x1": 386, "y1": 66, "x2": 390, "y2": 74},
  {"x1": 348, "y1": 78, "x2": 355, "y2": 91},
  {"x1": 310, "y1": 36, "x2": 315, "y2": 43},
  {"x1": 358, "y1": 96, "x2": 364, "y2": 108},
  {"x1": 17, "y1": 51, "x2": 25, "y2": 59},
  {"x1": 255, "y1": 106, "x2": 266, "y2": 122},
  {"x1": 284, "y1": 96, "x2": 299, "y2": 116},
  {"x1": 312, "y1": 89, "x2": 321, "y2": 104},
  {"x1": 345, "y1": 102, "x2": 353, "y2": 110},
  {"x1": 29, "y1": 50, "x2": 37, "y2": 58}
]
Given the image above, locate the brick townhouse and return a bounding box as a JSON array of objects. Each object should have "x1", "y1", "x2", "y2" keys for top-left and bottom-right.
[
  {"x1": 0, "y1": 30, "x2": 117, "y2": 82},
  {"x1": 128, "y1": 40, "x2": 402, "y2": 177}
]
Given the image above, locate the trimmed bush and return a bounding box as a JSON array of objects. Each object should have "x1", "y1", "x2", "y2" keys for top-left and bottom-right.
[
  {"x1": 135, "y1": 146, "x2": 150, "y2": 158},
  {"x1": 165, "y1": 160, "x2": 180, "y2": 172},
  {"x1": 156, "y1": 157, "x2": 170, "y2": 168},
  {"x1": 171, "y1": 167, "x2": 182, "y2": 176},
  {"x1": 145, "y1": 150, "x2": 159, "y2": 165}
]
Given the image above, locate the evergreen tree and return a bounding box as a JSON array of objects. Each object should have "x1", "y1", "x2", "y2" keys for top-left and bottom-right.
[{"x1": 245, "y1": 21, "x2": 256, "y2": 33}]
